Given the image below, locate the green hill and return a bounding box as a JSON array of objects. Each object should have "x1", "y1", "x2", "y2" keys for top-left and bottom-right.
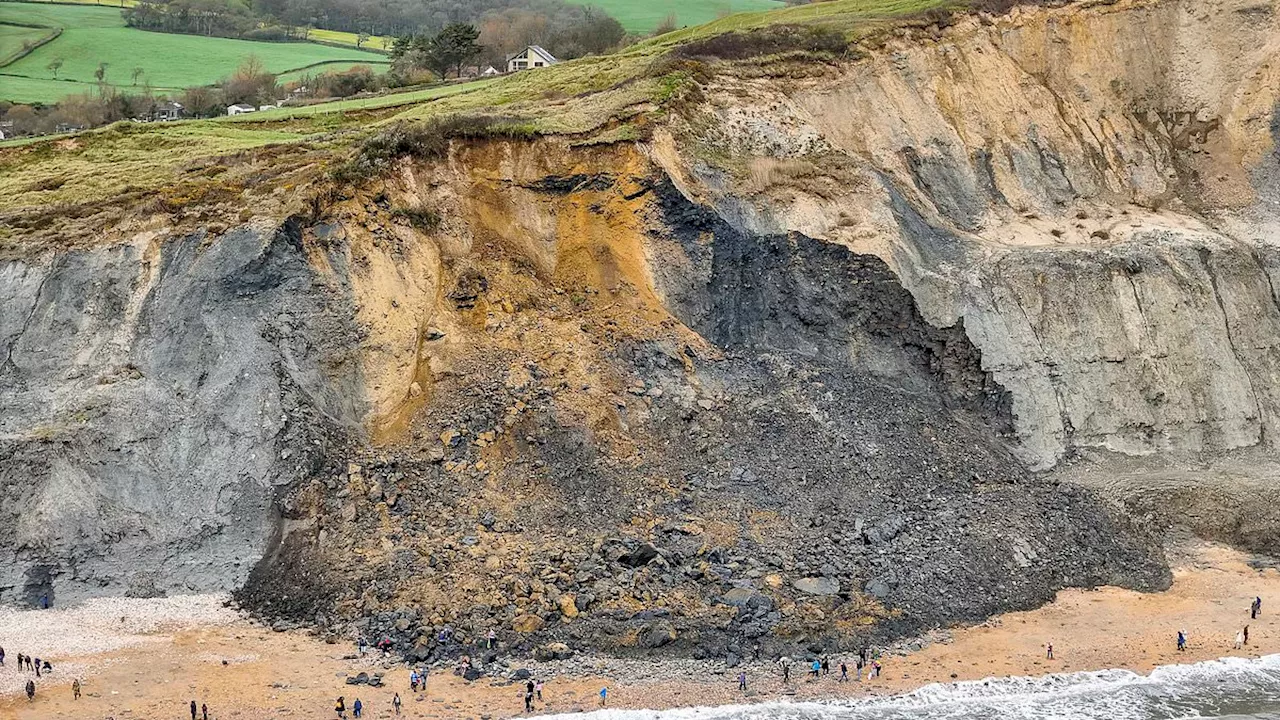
[
  {"x1": 562, "y1": 0, "x2": 784, "y2": 33},
  {"x1": 0, "y1": 2, "x2": 389, "y2": 103}
]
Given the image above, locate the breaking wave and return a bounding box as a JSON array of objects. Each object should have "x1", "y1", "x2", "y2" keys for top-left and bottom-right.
[{"x1": 553, "y1": 654, "x2": 1280, "y2": 720}]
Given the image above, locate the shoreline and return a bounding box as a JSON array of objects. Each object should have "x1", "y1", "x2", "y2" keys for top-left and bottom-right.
[{"x1": 3, "y1": 541, "x2": 1278, "y2": 719}]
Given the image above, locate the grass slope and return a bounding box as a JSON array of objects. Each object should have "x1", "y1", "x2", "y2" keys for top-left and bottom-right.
[
  {"x1": 0, "y1": 0, "x2": 955, "y2": 214},
  {"x1": 0, "y1": 1, "x2": 389, "y2": 103},
  {"x1": 563, "y1": 0, "x2": 784, "y2": 33}
]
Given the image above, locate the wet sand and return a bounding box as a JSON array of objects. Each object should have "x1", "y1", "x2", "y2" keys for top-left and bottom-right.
[{"x1": 3, "y1": 542, "x2": 1278, "y2": 720}]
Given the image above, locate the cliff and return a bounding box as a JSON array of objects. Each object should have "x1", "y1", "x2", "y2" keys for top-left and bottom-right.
[{"x1": 2, "y1": 0, "x2": 1276, "y2": 659}]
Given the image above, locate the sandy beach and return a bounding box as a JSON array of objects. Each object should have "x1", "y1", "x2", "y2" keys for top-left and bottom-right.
[{"x1": 2, "y1": 540, "x2": 1277, "y2": 720}]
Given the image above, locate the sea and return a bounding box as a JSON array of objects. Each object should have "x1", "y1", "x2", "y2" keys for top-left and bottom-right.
[{"x1": 554, "y1": 655, "x2": 1280, "y2": 720}]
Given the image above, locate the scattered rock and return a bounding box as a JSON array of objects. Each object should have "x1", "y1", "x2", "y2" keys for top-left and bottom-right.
[{"x1": 793, "y1": 577, "x2": 840, "y2": 596}]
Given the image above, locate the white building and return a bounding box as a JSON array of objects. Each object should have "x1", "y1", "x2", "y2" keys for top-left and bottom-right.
[
  {"x1": 506, "y1": 45, "x2": 557, "y2": 72},
  {"x1": 227, "y1": 103, "x2": 257, "y2": 116}
]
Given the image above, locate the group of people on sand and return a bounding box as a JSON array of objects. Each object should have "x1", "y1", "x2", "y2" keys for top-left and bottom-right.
[
  {"x1": 521, "y1": 677, "x2": 546, "y2": 712},
  {"x1": 1231, "y1": 597, "x2": 1262, "y2": 650},
  {"x1": 335, "y1": 693, "x2": 402, "y2": 718},
  {"x1": 773, "y1": 648, "x2": 881, "y2": 689},
  {"x1": 1173, "y1": 595, "x2": 1263, "y2": 653},
  {"x1": 2, "y1": 645, "x2": 63, "y2": 703}
]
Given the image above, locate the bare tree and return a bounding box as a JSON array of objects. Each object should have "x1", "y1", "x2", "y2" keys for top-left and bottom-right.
[
  {"x1": 94, "y1": 62, "x2": 109, "y2": 84},
  {"x1": 356, "y1": 31, "x2": 369, "y2": 48},
  {"x1": 47, "y1": 57, "x2": 64, "y2": 79},
  {"x1": 131, "y1": 66, "x2": 145, "y2": 85}
]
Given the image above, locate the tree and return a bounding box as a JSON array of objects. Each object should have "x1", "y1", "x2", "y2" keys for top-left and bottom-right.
[
  {"x1": 356, "y1": 31, "x2": 369, "y2": 48},
  {"x1": 180, "y1": 86, "x2": 220, "y2": 117},
  {"x1": 94, "y1": 62, "x2": 109, "y2": 84},
  {"x1": 131, "y1": 66, "x2": 145, "y2": 85},
  {"x1": 435, "y1": 23, "x2": 481, "y2": 77},
  {"x1": 47, "y1": 57, "x2": 64, "y2": 79},
  {"x1": 221, "y1": 54, "x2": 277, "y2": 104},
  {"x1": 654, "y1": 13, "x2": 678, "y2": 35}
]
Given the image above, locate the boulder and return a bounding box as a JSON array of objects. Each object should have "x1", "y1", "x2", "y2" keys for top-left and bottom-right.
[
  {"x1": 512, "y1": 614, "x2": 545, "y2": 633},
  {"x1": 640, "y1": 623, "x2": 677, "y2": 648},
  {"x1": 533, "y1": 642, "x2": 573, "y2": 661},
  {"x1": 618, "y1": 542, "x2": 660, "y2": 567},
  {"x1": 793, "y1": 577, "x2": 840, "y2": 596},
  {"x1": 864, "y1": 578, "x2": 891, "y2": 599},
  {"x1": 557, "y1": 594, "x2": 579, "y2": 619}
]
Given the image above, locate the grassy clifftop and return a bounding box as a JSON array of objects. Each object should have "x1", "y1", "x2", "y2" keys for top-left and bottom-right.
[{"x1": 0, "y1": 0, "x2": 964, "y2": 241}]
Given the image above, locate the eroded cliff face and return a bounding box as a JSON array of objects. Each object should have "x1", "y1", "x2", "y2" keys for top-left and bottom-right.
[
  {"x1": 662, "y1": 0, "x2": 1280, "y2": 473},
  {"x1": 3, "y1": 0, "x2": 1273, "y2": 657},
  {"x1": 0, "y1": 225, "x2": 360, "y2": 603},
  {"x1": 234, "y1": 140, "x2": 1163, "y2": 657}
]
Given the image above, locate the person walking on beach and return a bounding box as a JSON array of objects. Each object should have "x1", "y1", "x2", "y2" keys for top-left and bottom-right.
[
  {"x1": 840, "y1": 662, "x2": 849, "y2": 682},
  {"x1": 811, "y1": 659, "x2": 821, "y2": 679},
  {"x1": 353, "y1": 698, "x2": 363, "y2": 718},
  {"x1": 202, "y1": 703, "x2": 209, "y2": 720},
  {"x1": 738, "y1": 671, "x2": 747, "y2": 692},
  {"x1": 1235, "y1": 630, "x2": 1245, "y2": 649},
  {"x1": 524, "y1": 688, "x2": 534, "y2": 712},
  {"x1": 488, "y1": 629, "x2": 497, "y2": 650},
  {"x1": 33, "y1": 657, "x2": 41, "y2": 677},
  {"x1": 1244, "y1": 625, "x2": 1250, "y2": 646},
  {"x1": 72, "y1": 679, "x2": 81, "y2": 699},
  {"x1": 535, "y1": 679, "x2": 544, "y2": 701},
  {"x1": 190, "y1": 700, "x2": 198, "y2": 720},
  {"x1": 392, "y1": 693, "x2": 402, "y2": 715},
  {"x1": 822, "y1": 657, "x2": 830, "y2": 676},
  {"x1": 1046, "y1": 643, "x2": 1054, "y2": 660},
  {"x1": 779, "y1": 657, "x2": 791, "y2": 684},
  {"x1": 1253, "y1": 597, "x2": 1262, "y2": 619},
  {"x1": 599, "y1": 686, "x2": 608, "y2": 707},
  {"x1": 335, "y1": 696, "x2": 346, "y2": 719},
  {"x1": 1177, "y1": 631, "x2": 1186, "y2": 652},
  {"x1": 855, "y1": 656, "x2": 864, "y2": 681},
  {"x1": 25, "y1": 679, "x2": 35, "y2": 702}
]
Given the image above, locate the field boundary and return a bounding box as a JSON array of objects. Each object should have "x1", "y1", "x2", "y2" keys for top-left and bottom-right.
[
  {"x1": 306, "y1": 37, "x2": 390, "y2": 55},
  {"x1": 0, "y1": 23, "x2": 59, "y2": 68}
]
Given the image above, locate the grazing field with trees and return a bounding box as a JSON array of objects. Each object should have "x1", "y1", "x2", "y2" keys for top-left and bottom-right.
[{"x1": 0, "y1": 2, "x2": 388, "y2": 103}]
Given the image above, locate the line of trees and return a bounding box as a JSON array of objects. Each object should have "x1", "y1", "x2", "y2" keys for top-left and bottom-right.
[{"x1": 122, "y1": 0, "x2": 632, "y2": 58}]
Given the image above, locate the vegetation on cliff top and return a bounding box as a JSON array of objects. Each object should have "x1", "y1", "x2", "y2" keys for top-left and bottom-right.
[{"x1": 0, "y1": 0, "x2": 962, "y2": 220}]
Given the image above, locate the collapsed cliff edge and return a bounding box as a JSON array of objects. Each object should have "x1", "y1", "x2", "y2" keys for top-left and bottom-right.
[{"x1": 3, "y1": 0, "x2": 1278, "y2": 663}]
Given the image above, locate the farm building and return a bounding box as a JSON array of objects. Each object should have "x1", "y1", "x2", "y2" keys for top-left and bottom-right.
[
  {"x1": 506, "y1": 45, "x2": 557, "y2": 72},
  {"x1": 227, "y1": 103, "x2": 256, "y2": 116},
  {"x1": 151, "y1": 102, "x2": 183, "y2": 121}
]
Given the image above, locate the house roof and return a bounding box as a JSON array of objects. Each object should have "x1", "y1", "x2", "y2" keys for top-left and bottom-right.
[
  {"x1": 507, "y1": 45, "x2": 557, "y2": 65},
  {"x1": 228, "y1": 103, "x2": 256, "y2": 111}
]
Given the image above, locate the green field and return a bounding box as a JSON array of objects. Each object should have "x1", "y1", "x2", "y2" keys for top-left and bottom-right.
[
  {"x1": 0, "y1": 2, "x2": 389, "y2": 103},
  {"x1": 0, "y1": 20, "x2": 52, "y2": 62},
  {"x1": 563, "y1": 0, "x2": 784, "y2": 33},
  {"x1": 18, "y1": 0, "x2": 392, "y2": 48}
]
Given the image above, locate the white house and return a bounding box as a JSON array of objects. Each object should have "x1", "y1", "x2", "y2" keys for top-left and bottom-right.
[
  {"x1": 227, "y1": 103, "x2": 257, "y2": 116},
  {"x1": 482, "y1": 65, "x2": 501, "y2": 76},
  {"x1": 506, "y1": 45, "x2": 557, "y2": 72}
]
